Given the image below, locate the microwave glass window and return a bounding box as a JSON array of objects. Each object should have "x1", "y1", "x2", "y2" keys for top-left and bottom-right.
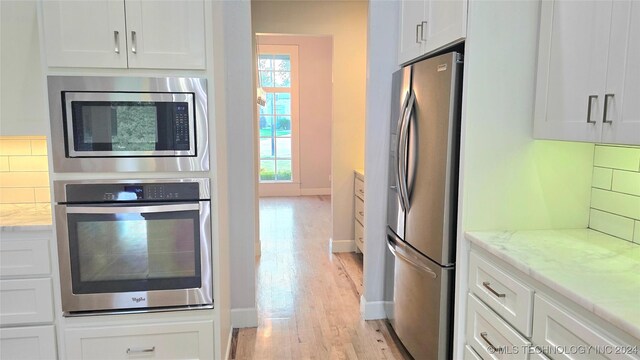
[
  {"x1": 70, "y1": 101, "x2": 191, "y2": 153},
  {"x1": 68, "y1": 210, "x2": 201, "y2": 294}
]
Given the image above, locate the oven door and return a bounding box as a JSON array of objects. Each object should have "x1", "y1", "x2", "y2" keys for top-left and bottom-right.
[
  {"x1": 55, "y1": 201, "x2": 212, "y2": 314},
  {"x1": 64, "y1": 92, "x2": 195, "y2": 157}
]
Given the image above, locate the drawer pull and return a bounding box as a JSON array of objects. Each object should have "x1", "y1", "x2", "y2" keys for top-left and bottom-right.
[
  {"x1": 127, "y1": 346, "x2": 155, "y2": 355},
  {"x1": 480, "y1": 332, "x2": 498, "y2": 352},
  {"x1": 482, "y1": 281, "x2": 506, "y2": 298}
]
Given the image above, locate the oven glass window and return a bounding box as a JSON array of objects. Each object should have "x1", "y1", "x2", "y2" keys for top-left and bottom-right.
[
  {"x1": 70, "y1": 101, "x2": 190, "y2": 153},
  {"x1": 67, "y1": 208, "x2": 201, "y2": 294}
]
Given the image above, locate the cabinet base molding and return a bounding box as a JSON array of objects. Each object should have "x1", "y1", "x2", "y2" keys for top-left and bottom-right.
[
  {"x1": 231, "y1": 308, "x2": 258, "y2": 328},
  {"x1": 330, "y1": 238, "x2": 356, "y2": 253},
  {"x1": 359, "y1": 295, "x2": 389, "y2": 320}
]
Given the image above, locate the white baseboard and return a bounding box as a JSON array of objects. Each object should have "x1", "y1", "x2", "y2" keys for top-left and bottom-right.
[
  {"x1": 259, "y1": 182, "x2": 300, "y2": 197},
  {"x1": 224, "y1": 327, "x2": 233, "y2": 360},
  {"x1": 300, "y1": 187, "x2": 331, "y2": 196},
  {"x1": 330, "y1": 238, "x2": 356, "y2": 253},
  {"x1": 360, "y1": 295, "x2": 388, "y2": 320},
  {"x1": 231, "y1": 307, "x2": 258, "y2": 328}
]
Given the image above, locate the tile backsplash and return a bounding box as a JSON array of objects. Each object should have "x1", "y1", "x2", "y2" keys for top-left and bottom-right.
[
  {"x1": 589, "y1": 145, "x2": 640, "y2": 243},
  {"x1": 0, "y1": 136, "x2": 51, "y2": 217}
]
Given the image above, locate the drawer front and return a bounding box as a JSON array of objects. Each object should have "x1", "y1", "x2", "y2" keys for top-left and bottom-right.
[
  {"x1": 0, "y1": 325, "x2": 57, "y2": 360},
  {"x1": 355, "y1": 196, "x2": 365, "y2": 224},
  {"x1": 466, "y1": 293, "x2": 531, "y2": 360},
  {"x1": 469, "y1": 251, "x2": 534, "y2": 336},
  {"x1": 355, "y1": 177, "x2": 365, "y2": 201},
  {"x1": 0, "y1": 237, "x2": 51, "y2": 277},
  {"x1": 532, "y1": 295, "x2": 639, "y2": 360},
  {"x1": 65, "y1": 320, "x2": 214, "y2": 360},
  {"x1": 355, "y1": 220, "x2": 364, "y2": 252},
  {"x1": 0, "y1": 278, "x2": 54, "y2": 325},
  {"x1": 465, "y1": 344, "x2": 484, "y2": 360}
]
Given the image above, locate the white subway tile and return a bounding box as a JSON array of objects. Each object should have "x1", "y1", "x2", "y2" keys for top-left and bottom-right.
[
  {"x1": 591, "y1": 188, "x2": 640, "y2": 221},
  {"x1": 8, "y1": 156, "x2": 49, "y2": 172},
  {"x1": 589, "y1": 209, "x2": 634, "y2": 241},
  {"x1": 612, "y1": 170, "x2": 640, "y2": 196},
  {"x1": 593, "y1": 145, "x2": 640, "y2": 172},
  {"x1": 0, "y1": 188, "x2": 35, "y2": 204},
  {"x1": 592, "y1": 167, "x2": 613, "y2": 190},
  {"x1": 0, "y1": 140, "x2": 32, "y2": 156}
]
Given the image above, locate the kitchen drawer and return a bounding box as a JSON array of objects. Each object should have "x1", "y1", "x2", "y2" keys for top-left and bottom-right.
[
  {"x1": 65, "y1": 320, "x2": 214, "y2": 359},
  {"x1": 0, "y1": 237, "x2": 51, "y2": 278},
  {"x1": 355, "y1": 177, "x2": 365, "y2": 201},
  {"x1": 532, "y1": 295, "x2": 638, "y2": 360},
  {"x1": 465, "y1": 344, "x2": 484, "y2": 360},
  {"x1": 469, "y1": 251, "x2": 534, "y2": 336},
  {"x1": 0, "y1": 325, "x2": 57, "y2": 360},
  {"x1": 355, "y1": 196, "x2": 364, "y2": 224},
  {"x1": 355, "y1": 219, "x2": 364, "y2": 252},
  {"x1": 0, "y1": 278, "x2": 54, "y2": 325},
  {"x1": 466, "y1": 293, "x2": 531, "y2": 360}
]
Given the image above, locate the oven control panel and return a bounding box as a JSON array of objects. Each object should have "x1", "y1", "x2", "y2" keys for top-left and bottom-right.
[{"x1": 64, "y1": 182, "x2": 203, "y2": 203}]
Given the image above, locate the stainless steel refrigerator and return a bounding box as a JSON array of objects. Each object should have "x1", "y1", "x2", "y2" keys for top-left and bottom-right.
[{"x1": 385, "y1": 51, "x2": 462, "y2": 359}]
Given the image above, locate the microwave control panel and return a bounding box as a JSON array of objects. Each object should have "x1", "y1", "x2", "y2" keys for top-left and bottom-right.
[{"x1": 174, "y1": 103, "x2": 191, "y2": 150}]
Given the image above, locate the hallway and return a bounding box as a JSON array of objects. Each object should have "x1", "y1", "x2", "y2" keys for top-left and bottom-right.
[{"x1": 231, "y1": 196, "x2": 409, "y2": 359}]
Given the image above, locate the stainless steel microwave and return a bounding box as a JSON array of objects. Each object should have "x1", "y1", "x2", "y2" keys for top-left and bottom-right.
[{"x1": 48, "y1": 76, "x2": 209, "y2": 172}]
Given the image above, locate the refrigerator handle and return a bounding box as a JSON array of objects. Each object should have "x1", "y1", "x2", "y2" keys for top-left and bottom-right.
[
  {"x1": 395, "y1": 92, "x2": 410, "y2": 211},
  {"x1": 399, "y1": 92, "x2": 415, "y2": 211},
  {"x1": 387, "y1": 233, "x2": 437, "y2": 279}
]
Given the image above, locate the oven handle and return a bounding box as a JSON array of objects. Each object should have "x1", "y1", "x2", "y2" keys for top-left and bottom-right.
[{"x1": 64, "y1": 203, "x2": 200, "y2": 214}]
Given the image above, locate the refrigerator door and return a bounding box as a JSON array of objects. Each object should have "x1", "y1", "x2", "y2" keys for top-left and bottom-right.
[
  {"x1": 387, "y1": 66, "x2": 412, "y2": 239},
  {"x1": 404, "y1": 52, "x2": 462, "y2": 266},
  {"x1": 387, "y1": 230, "x2": 454, "y2": 360}
]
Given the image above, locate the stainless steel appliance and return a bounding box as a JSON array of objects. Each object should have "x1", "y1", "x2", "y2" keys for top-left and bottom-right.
[
  {"x1": 47, "y1": 76, "x2": 209, "y2": 172},
  {"x1": 54, "y1": 179, "x2": 212, "y2": 315},
  {"x1": 386, "y1": 52, "x2": 462, "y2": 359}
]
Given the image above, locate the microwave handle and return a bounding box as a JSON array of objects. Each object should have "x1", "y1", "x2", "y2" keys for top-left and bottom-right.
[{"x1": 65, "y1": 203, "x2": 199, "y2": 214}]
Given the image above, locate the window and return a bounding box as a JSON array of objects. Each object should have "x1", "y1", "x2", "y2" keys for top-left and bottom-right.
[{"x1": 257, "y1": 46, "x2": 298, "y2": 183}]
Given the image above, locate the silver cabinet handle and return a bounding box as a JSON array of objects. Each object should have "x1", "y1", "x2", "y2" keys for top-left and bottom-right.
[
  {"x1": 126, "y1": 346, "x2": 155, "y2": 354},
  {"x1": 603, "y1": 93, "x2": 614, "y2": 124},
  {"x1": 480, "y1": 332, "x2": 498, "y2": 352},
  {"x1": 421, "y1": 21, "x2": 427, "y2": 41},
  {"x1": 416, "y1": 24, "x2": 423, "y2": 44},
  {"x1": 587, "y1": 95, "x2": 598, "y2": 124},
  {"x1": 482, "y1": 281, "x2": 506, "y2": 298},
  {"x1": 114, "y1": 30, "x2": 120, "y2": 54},
  {"x1": 131, "y1": 30, "x2": 137, "y2": 54}
]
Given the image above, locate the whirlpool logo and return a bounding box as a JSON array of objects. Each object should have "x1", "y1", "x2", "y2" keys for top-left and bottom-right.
[{"x1": 132, "y1": 297, "x2": 146, "y2": 303}]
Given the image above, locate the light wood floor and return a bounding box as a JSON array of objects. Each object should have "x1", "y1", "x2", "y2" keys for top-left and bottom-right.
[{"x1": 231, "y1": 196, "x2": 411, "y2": 360}]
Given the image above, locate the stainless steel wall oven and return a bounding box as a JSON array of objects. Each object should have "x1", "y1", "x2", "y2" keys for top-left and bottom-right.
[
  {"x1": 54, "y1": 179, "x2": 212, "y2": 315},
  {"x1": 47, "y1": 76, "x2": 209, "y2": 172}
]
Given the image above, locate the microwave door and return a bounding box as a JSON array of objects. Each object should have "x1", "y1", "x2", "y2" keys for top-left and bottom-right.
[{"x1": 64, "y1": 92, "x2": 195, "y2": 158}]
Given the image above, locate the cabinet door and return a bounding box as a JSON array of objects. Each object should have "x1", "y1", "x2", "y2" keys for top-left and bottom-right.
[
  {"x1": 423, "y1": 0, "x2": 467, "y2": 55},
  {"x1": 534, "y1": 0, "x2": 613, "y2": 142},
  {"x1": 0, "y1": 326, "x2": 57, "y2": 360},
  {"x1": 125, "y1": 0, "x2": 205, "y2": 69},
  {"x1": 601, "y1": 0, "x2": 640, "y2": 145},
  {"x1": 42, "y1": 0, "x2": 127, "y2": 68},
  {"x1": 398, "y1": 0, "x2": 426, "y2": 65}
]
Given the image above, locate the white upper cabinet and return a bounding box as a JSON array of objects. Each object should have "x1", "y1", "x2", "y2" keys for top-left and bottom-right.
[
  {"x1": 42, "y1": 1, "x2": 127, "y2": 68},
  {"x1": 42, "y1": 0, "x2": 205, "y2": 70},
  {"x1": 534, "y1": 0, "x2": 640, "y2": 145},
  {"x1": 602, "y1": 1, "x2": 640, "y2": 144},
  {"x1": 397, "y1": 0, "x2": 467, "y2": 65}
]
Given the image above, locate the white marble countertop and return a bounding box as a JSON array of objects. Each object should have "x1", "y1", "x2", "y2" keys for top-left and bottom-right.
[
  {"x1": 0, "y1": 204, "x2": 53, "y2": 232},
  {"x1": 465, "y1": 229, "x2": 640, "y2": 341}
]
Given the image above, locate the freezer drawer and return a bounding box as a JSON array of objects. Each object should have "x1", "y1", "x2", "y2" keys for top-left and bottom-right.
[{"x1": 387, "y1": 232, "x2": 454, "y2": 359}]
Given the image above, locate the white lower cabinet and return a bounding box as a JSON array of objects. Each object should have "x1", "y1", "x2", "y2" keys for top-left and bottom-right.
[
  {"x1": 466, "y1": 249, "x2": 640, "y2": 360},
  {"x1": 466, "y1": 293, "x2": 531, "y2": 360},
  {"x1": 0, "y1": 325, "x2": 57, "y2": 360},
  {"x1": 0, "y1": 278, "x2": 54, "y2": 326},
  {"x1": 533, "y1": 295, "x2": 638, "y2": 360},
  {"x1": 65, "y1": 320, "x2": 214, "y2": 359}
]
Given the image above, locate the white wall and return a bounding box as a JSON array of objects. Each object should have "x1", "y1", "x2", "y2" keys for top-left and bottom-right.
[
  {"x1": 361, "y1": 0, "x2": 399, "y2": 319},
  {"x1": 0, "y1": 0, "x2": 47, "y2": 135},
  {"x1": 258, "y1": 35, "x2": 332, "y2": 192},
  {"x1": 252, "y1": 0, "x2": 368, "y2": 244}
]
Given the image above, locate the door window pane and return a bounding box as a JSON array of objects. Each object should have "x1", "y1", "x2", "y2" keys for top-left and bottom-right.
[
  {"x1": 274, "y1": 72, "x2": 291, "y2": 87},
  {"x1": 260, "y1": 138, "x2": 275, "y2": 158},
  {"x1": 259, "y1": 71, "x2": 273, "y2": 87},
  {"x1": 259, "y1": 115, "x2": 274, "y2": 137},
  {"x1": 276, "y1": 160, "x2": 292, "y2": 181},
  {"x1": 275, "y1": 93, "x2": 291, "y2": 115},
  {"x1": 275, "y1": 116, "x2": 291, "y2": 137},
  {"x1": 260, "y1": 159, "x2": 276, "y2": 181},
  {"x1": 276, "y1": 138, "x2": 291, "y2": 158},
  {"x1": 258, "y1": 56, "x2": 273, "y2": 70}
]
